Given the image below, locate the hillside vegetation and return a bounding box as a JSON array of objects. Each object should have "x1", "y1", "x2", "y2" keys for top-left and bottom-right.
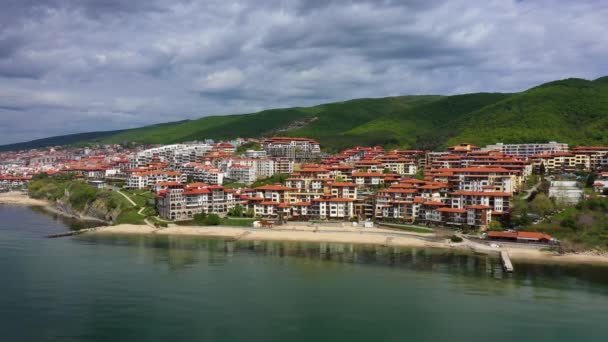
[{"x1": 3, "y1": 76, "x2": 608, "y2": 151}]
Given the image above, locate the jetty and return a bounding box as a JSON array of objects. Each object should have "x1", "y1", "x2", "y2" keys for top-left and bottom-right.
[
  {"x1": 47, "y1": 227, "x2": 99, "y2": 238},
  {"x1": 500, "y1": 251, "x2": 514, "y2": 272}
]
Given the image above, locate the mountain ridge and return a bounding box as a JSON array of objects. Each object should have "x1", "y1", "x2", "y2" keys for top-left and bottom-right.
[{"x1": 2, "y1": 76, "x2": 608, "y2": 152}]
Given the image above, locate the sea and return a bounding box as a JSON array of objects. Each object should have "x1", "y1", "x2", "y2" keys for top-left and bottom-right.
[{"x1": 1, "y1": 205, "x2": 608, "y2": 342}]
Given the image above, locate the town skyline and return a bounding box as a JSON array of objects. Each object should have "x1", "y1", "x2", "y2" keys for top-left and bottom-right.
[{"x1": 1, "y1": 0, "x2": 607, "y2": 144}]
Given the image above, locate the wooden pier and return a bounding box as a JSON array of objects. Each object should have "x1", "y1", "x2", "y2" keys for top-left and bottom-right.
[{"x1": 500, "y1": 251, "x2": 514, "y2": 272}]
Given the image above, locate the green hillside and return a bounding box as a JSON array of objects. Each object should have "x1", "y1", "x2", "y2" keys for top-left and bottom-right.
[
  {"x1": 447, "y1": 77, "x2": 608, "y2": 146},
  {"x1": 0, "y1": 130, "x2": 128, "y2": 152},
  {"x1": 2, "y1": 76, "x2": 608, "y2": 152},
  {"x1": 90, "y1": 95, "x2": 442, "y2": 150}
]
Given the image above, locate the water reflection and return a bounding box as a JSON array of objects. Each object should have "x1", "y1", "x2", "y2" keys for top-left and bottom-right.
[{"x1": 75, "y1": 234, "x2": 608, "y2": 292}]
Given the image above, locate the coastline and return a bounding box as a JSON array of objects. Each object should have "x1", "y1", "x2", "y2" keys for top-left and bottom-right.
[
  {"x1": 0, "y1": 191, "x2": 108, "y2": 224},
  {"x1": 4, "y1": 191, "x2": 608, "y2": 266},
  {"x1": 0, "y1": 191, "x2": 48, "y2": 206},
  {"x1": 90, "y1": 223, "x2": 608, "y2": 266}
]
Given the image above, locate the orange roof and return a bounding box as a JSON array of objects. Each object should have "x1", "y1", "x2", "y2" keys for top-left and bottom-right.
[
  {"x1": 156, "y1": 181, "x2": 182, "y2": 186},
  {"x1": 184, "y1": 188, "x2": 211, "y2": 195},
  {"x1": 352, "y1": 172, "x2": 384, "y2": 177},
  {"x1": 487, "y1": 231, "x2": 552, "y2": 241},
  {"x1": 423, "y1": 201, "x2": 447, "y2": 206}
]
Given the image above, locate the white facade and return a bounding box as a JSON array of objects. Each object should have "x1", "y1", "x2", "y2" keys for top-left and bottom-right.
[{"x1": 482, "y1": 142, "x2": 568, "y2": 157}]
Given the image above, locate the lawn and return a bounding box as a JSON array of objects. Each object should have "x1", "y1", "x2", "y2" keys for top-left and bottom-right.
[
  {"x1": 221, "y1": 217, "x2": 256, "y2": 227},
  {"x1": 114, "y1": 208, "x2": 145, "y2": 225}
]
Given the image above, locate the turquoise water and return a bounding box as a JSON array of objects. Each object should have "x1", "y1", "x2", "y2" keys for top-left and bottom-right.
[{"x1": 1, "y1": 205, "x2": 608, "y2": 341}]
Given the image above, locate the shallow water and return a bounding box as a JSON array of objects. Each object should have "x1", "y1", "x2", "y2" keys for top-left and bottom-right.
[{"x1": 1, "y1": 205, "x2": 607, "y2": 341}]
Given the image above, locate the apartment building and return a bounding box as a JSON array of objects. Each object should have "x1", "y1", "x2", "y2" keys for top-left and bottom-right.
[
  {"x1": 482, "y1": 142, "x2": 568, "y2": 158},
  {"x1": 127, "y1": 170, "x2": 186, "y2": 189},
  {"x1": 155, "y1": 183, "x2": 237, "y2": 221},
  {"x1": 262, "y1": 137, "x2": 321, "y2": 161},
  {"x1": 532, "y1": 152, "x2": 590, "y2": 174},
  {"x1": 179, "y1": 163, "x2": 223, "y2": 185},
  {"x1": 227, "y1": 165, "x2": 256, "y2": 184}
]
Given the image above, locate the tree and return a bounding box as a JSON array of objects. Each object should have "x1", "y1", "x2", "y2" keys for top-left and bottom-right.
[
  {"x1": 228, "y1": 205, "x2": 244, "y2": 217},
  {"x1": 414, "y1": 169, "x2": 425, "y2": 180},
  {"x1": 193, "y1": 212, "x2": 207, "y2": 225},
  {"x1": 539, "y1": 162, "x2": 546, "y2": 176},
  {"x1": 489, "y1": 220, "x2": 503, "y2": 231},
  {"x1": 205, "y1": 214, "x2": 221, "y2": 225},
  {"x1": 585, "y1": 172, "x2": 597, "y2": 188},
  {"x1": 530, "y1": 193, "x2": 554, "y2": 216},
  {"x1": 382, "y1": 168, "x2": 391, "y2": 174},
  {"x1": 335, "y1": 175, "x2": 345, "y2": 182}
]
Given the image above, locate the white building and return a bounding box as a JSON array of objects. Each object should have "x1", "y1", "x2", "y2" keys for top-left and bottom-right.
[
  {"x1": 548, "y1": 181, "x2": 584, "y2": 205},
  {"x1": 481, "y1": 142, "x2": 568, "y2": 158},
  {"x1": 244, "y1": 150, "x2": 267, "y2": 158},
  {"x1": 227, "y1": 165, "x2": 257, "y2": 184}
]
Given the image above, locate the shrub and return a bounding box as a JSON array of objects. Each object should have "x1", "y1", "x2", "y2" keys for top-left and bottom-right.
[
  {"x1": 204, "y1": 214, "x2": 221, "y2": 226},
  {"x1": 192, "y1": 212, "x2": 220, "y2": 226},
  {"x1": 450, "y1": 235, "x2": 463, "y2": 243}
]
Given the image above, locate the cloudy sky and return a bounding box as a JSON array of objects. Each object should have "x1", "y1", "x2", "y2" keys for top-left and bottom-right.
[{"x1": 0, "y1": 0, "x2": 607, "y2": 144}]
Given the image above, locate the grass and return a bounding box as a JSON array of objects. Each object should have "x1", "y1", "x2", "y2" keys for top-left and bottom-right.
[
  {"x1": 114, "y1": 208, "x2": 146, "y2": 225},
  {"x1": 378, "y1": 223, "x2": 434, "y2": 234},
  {"x1": 221, "y1": 217, "x2": 256, "y2": 227}
]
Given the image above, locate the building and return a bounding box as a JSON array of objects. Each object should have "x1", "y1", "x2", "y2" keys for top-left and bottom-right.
[
  {"x1": 227, "y1": 165, "x2": 256, "y2": 184},
  {"x1": 262, "y1": 137, "x2": 321, "y2": 161},
  {"x1": 127, "y1": 171, "x2": 187, "y2": 189},
  {"x1": 481, "y1": 142, "x2": 568, "y2": 158},
  {"x1": 548, "y1": 181, "x2": 584, "y2": 205},
  {"x1": 244, "y1": 150, "x2": 267, "y2": 158},
  {"x1": 593, "y1": 172, "x2": 608, "y2": 193},
  {"x1": 486, "y1": 231, "x2": 556, "y2": 244},
  {"x1": 155, "y1": 183, "x2": 237, "y2": 221}
]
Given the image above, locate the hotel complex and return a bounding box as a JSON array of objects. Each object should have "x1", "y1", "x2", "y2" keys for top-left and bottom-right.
[{"x1": 3, "y1": 138, "x2": 607, "y2": 231}]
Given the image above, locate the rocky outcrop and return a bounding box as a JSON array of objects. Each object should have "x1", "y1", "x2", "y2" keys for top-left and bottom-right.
[
  {"x1": 53, "y1": 198, "x2": 116, "y2": 224},
  {"x1": 265, "y1": 117, "x2": 319, "y2": 136}
]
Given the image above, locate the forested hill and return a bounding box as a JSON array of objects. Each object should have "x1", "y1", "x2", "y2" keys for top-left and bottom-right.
[{"x1": 2, "y1": 76, "x2": 608, "y2": 152}]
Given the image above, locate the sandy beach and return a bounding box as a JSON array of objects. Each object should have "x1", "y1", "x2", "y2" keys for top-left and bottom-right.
[
  {"x1": 0, "y1": 192, "x2": 48, "y2": 206},
  {"x1": 89, "y1": 223, "x2": 608, "y2": 266},
  {"x1": 0, "y1": 191, "x2": 108, "y2": 223},
  {"x1": 4, "y1": 191, "x2": 607, "y2": 266}
]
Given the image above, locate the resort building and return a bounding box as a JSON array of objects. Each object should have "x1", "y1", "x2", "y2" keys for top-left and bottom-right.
[
  {"x1": 262, "y1": 137, "x2": 321, "y2": 161},
  {"x1": 481, "y1": 142, "x2": 568, "y2": 158},
  {"x1": 155, "y1": 183, "x2": 237, "y2": 221}
]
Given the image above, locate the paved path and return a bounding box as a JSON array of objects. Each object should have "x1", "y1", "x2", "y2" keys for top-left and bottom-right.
[
  {"x1": 522, "y1": 182, "x2": 541, "y2": 200},
  {"x1": 116, "y1": 190, "x2": 137, "y2": 207}
]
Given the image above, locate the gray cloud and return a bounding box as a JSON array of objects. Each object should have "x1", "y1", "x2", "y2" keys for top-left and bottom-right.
[{"x1": 0, "y1": 0, "x2": 607, "y2": 144}]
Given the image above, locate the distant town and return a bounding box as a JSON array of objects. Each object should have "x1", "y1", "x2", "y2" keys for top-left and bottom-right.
[{"x1": 2, "y1": 138, "x2": 608, "y2": 245}]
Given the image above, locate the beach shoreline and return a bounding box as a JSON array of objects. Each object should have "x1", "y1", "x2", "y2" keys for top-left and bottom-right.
[
  {"x1": 5, "y1": 191, "x2": 608, "y2": 266},
  {"x1": 89, "y1": 223, "x2": 608, "y2": 266},
  {"x1": 0, "y1": 191, "x2": 108, "y2": 223},
  {"x1": 0, "y1": 191, "x2": 48, "y2": 206}
]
